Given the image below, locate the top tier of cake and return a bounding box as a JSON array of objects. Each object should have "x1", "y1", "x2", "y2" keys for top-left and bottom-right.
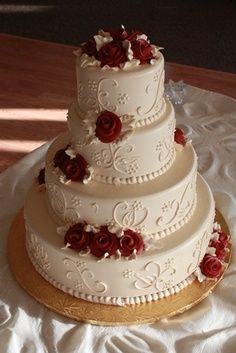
[
  {"x1": 75, "y1": 52, "x2": 165, "y2": 127},
  {"x1": 73, "y1": 28, "x2": 165, "y2": 126}
]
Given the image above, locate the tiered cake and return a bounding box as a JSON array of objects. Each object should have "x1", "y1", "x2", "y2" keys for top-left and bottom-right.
[{"x1": 24, "y1": 28, "x2": 220, "y2": 306}]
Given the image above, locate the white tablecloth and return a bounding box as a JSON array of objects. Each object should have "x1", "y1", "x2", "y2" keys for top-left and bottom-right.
[{"x1": 0, "y1": 85, "x2": 236, "y2": 353}]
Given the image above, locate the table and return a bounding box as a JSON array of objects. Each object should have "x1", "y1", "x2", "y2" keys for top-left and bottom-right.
[{"x1": 0, "y1": 33, "x2": 236, "y2": 172}]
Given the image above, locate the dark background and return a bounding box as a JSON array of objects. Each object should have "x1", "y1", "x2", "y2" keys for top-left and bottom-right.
[{"x1": 1, "y1": 0, "x2": 236, "y2": 72}]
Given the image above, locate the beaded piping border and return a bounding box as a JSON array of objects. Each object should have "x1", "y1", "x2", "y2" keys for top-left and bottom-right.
[
  {"x1": 92, "y1": 147, "x2": 176, "y2": 185},
  {"x1": 26, "y1": 240, "x2": 196, "y2": 307}
]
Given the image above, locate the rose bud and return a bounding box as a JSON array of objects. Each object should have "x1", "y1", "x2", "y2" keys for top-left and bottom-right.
[
  {"x1": 98, "y1": 40, "x2": 127, "y2": 67},
  {"x1": 209, "y1": 239, "x2": 226, "y2": 261},
  {"x1": 119, "y1": 229, "x2": 144, "y2": 257},
  {"x1": 131, "y1": 39, "x2": 153, "y2": 64},
  {"x1": 61, "y1": 154, "x2": 88, "y2": 182},
  {"x1": 64, "y1": 223, "x2": 91, "y2": 251},
  {"x1": 174, "y1": 128, "x2": 186, "y2": 146},
  {"x1": 53, "y1": 147, "x2": 70, "y2": 169},
  {"x1": 95, "y1": 111, "x2": 122, "y2": 143},
  {"x1": 200, "y1": 254, "x2": 223, "y2": 278},
  {"x1": 81, "y1": 37, "x2": 98, "y2": 58},
  {"x1": 90, "y1": 226, "x2": 118, "y2": 258}
]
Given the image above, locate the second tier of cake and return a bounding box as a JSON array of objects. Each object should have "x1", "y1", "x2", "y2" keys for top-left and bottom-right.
[{"x1": 45, "y1": 131, "x2": 197, "y2": 238}]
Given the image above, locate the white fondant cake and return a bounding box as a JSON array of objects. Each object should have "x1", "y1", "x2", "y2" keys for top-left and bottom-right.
[{"x1": 24, "y1": 27, "x2": 219, "y2": 306}]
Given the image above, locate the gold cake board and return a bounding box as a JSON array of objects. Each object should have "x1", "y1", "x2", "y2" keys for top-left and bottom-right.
[{"x1": 7, "y1": 209, "x2": 231, "y2": 326}]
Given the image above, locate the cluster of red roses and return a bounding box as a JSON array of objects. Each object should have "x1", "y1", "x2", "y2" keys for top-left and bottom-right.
[
  {"x1": 52, "y1": 110, "x2": 122, "y2": 182},
  {"x1": 53, "y1": 146, "x2": 88, "y2": 182},
  {"x1": 200, "y1": 229, "x2": 229, "y2": 278},
  {"x1": 81, "y1": 28, "x2": 154, "y2": 67},
  {"x1": 64, "y1": 223, "x2": 144, "y2": 258}
]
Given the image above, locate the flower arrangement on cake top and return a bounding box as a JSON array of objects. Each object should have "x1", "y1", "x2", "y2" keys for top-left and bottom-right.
[{"x1": 75, "y1": 25, "x2": 162, "y2": 70}]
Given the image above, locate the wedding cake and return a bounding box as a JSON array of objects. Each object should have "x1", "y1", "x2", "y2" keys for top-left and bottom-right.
[{"x1": 24, "y1": 27, "x2": 228, "y2": 306}]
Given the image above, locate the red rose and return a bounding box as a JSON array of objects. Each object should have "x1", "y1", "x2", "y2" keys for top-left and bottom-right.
[
  {"x1": 218, "y1": 231, "x2": 229, "y2": 247},
  {"x1": 126, "y1": 30, "x2": 143, "y2": 42},
  {"x1": 200, "y1": 254, "x2": 223, "y2": 278},
  {"x1": 131, "y1": 39, "x2": 153, "y2": 64},
  {"x1": 90, "y1": 226, "x2": 118, "y2": 258},
  {"x1": 209, "y1": 239, "x2": 226, "y2": 261},
  {"x1": 37, "y1": 168, "x2": 45, "y2": 185},
  {"x1": 61, "y1": 154, "x2": 88, "y2": 181},
  {"x1": 81, "y1": 37, "x2": 98, "y2": 58},
  {"x1": 107, "y1": 28, "x2": 130, "y2": 41},
  {"x1": 119, "y1": 229, "x2": 144, "y2": 257},
  {"x1": 98, "y1": 40, "x2": 127, "y2": 67},
  {"x1": 174, "y1": 128, "x2": 186, "y2": 146},
  {"x1": 95, "y1": 111, "x2": 122, "y2": 143},
  {"x1": 108, "y1": 28, "x2": 142, "y2": 41},
  {"x1": 53, "y1": 147, "x2": 70, "y2": 169},
  {"x1": 64, "y1": 223, "x2": 91, "y2": 251}
]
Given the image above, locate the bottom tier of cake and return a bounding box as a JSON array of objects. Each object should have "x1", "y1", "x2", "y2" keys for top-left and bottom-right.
[{"x1": 24, "y1": 174, "x2": 215, "y2": 306}]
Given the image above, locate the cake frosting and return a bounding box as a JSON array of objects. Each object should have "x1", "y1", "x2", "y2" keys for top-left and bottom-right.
[
  {"x1": 25, "y1": 173, "x2": 214, "y2": 305},
  {"x1": 44, "y1": 132, "x2": 197, "y2": 238},
  {"x1": 67, "y1": 98, "x2": 175, "y2": 184},
  {"x1": 75, "y1": 51, "x2": 165, "y2": 126},
  {"x1": 24, "y1": 27, "x2": 222, "y2": 306}
]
